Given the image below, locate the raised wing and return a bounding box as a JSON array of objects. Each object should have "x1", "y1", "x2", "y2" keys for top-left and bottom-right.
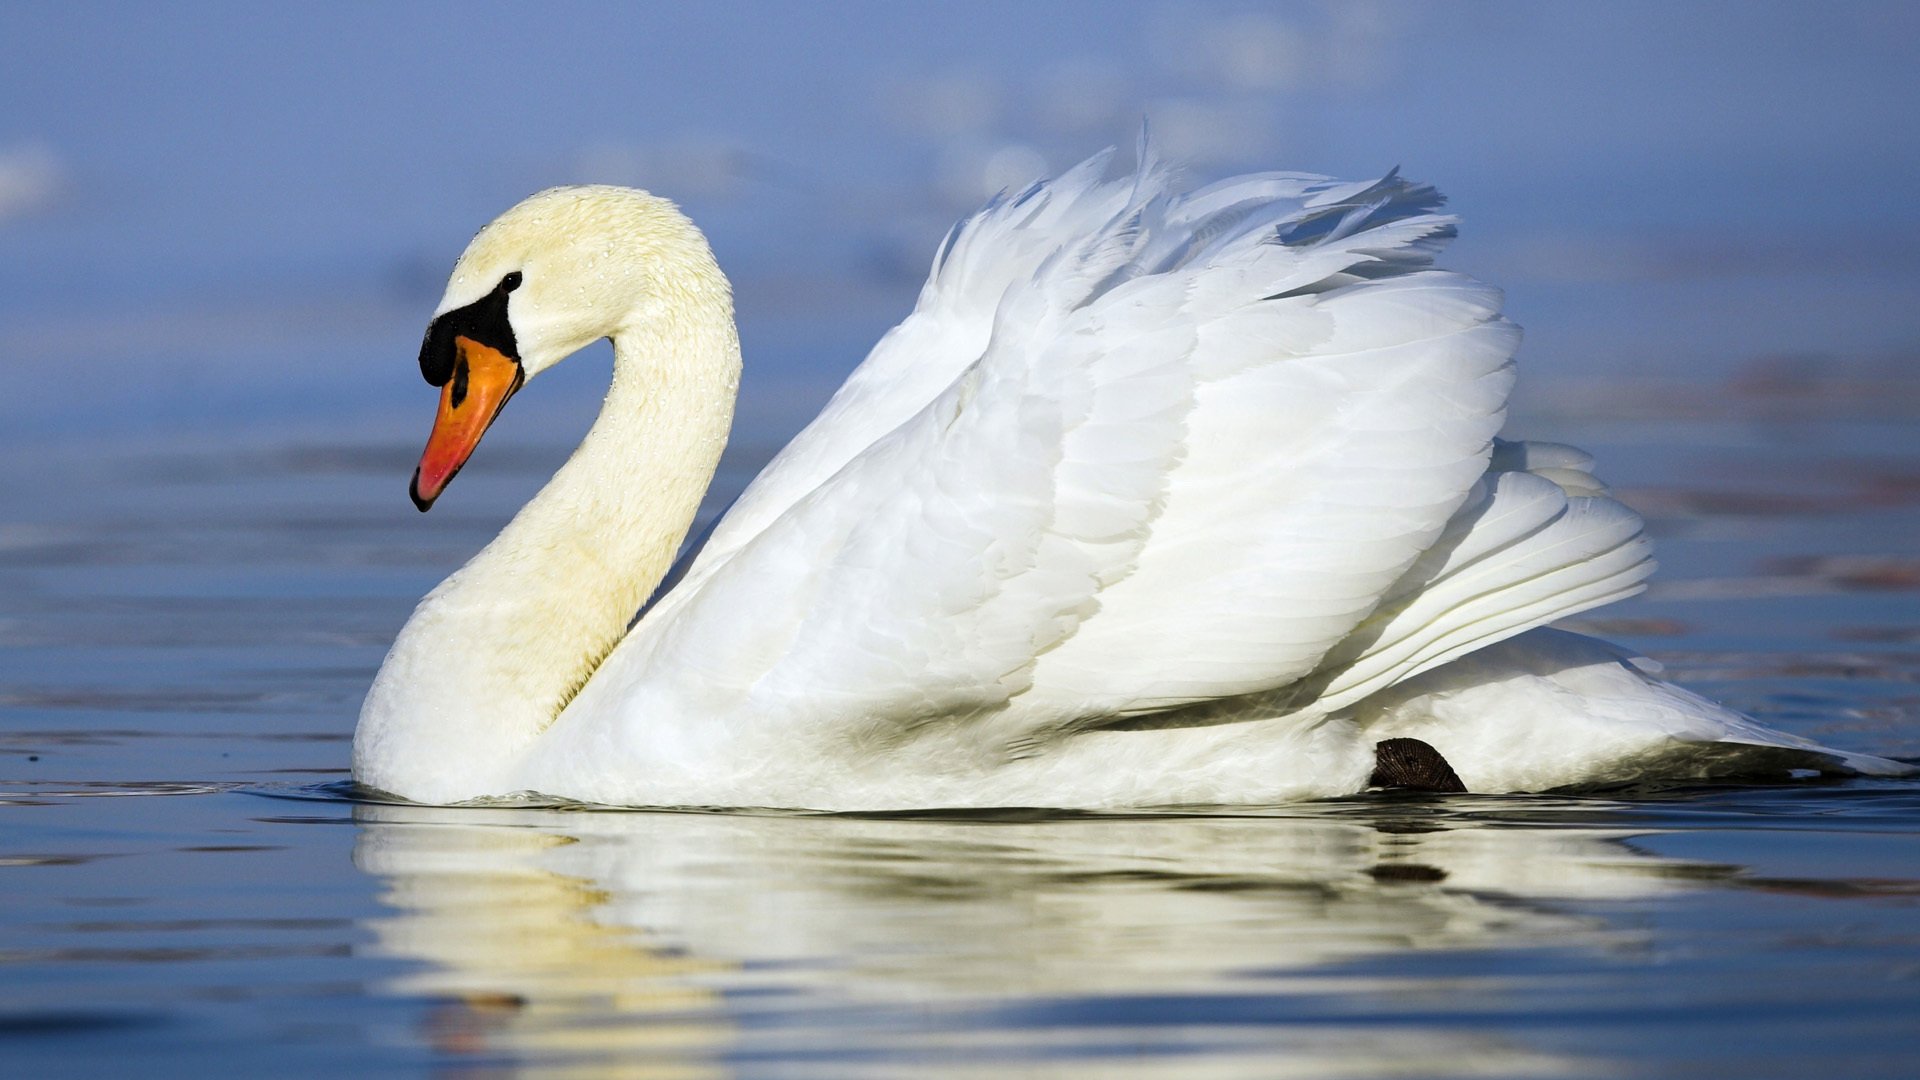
[
  {"x1": 657, "y1": 151, "x2": 1465, "y2": 609},
  {"x1": 1019, "y1": 267, "x2": 1518, "y2": 724},
  {"x1": 571, "y1": 151, "x2": 1529, "y2": 752}
]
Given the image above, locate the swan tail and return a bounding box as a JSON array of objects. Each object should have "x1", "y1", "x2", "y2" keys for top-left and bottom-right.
[{"x1": 1357, "y1": 628, "x2": 1918, "y2": 791}]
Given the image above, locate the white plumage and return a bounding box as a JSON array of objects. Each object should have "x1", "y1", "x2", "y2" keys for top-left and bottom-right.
[{"x1": 353, "y1": 149, "x2": 1911, "y2": 808}]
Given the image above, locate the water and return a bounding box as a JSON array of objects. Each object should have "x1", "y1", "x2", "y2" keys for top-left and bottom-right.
[{"x1": 4, "y1": 377, "x2": 1919, "y2": 1078}]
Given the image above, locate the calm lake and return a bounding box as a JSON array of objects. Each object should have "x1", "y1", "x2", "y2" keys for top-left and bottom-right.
[{"x1": 4, "y1": 368, "x2": 1919, "y2": 1078}]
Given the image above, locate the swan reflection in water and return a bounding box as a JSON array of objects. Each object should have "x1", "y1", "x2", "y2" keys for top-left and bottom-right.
[{"x1": 351, "y1": 800, "x2": 1725, "y2": 1076}]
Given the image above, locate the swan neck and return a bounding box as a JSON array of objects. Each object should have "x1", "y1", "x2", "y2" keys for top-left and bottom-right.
[
  {"x1": 355, "y1": 277, "x2": 739, "y2": 801},
  {"x1": 527, "y1": 297, "x2": 742, "y2": 629}
]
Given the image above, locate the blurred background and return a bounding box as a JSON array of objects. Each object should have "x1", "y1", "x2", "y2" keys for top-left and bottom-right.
[{"x1": 3, "y1": 0, "x2": 1918, "y2": 451}]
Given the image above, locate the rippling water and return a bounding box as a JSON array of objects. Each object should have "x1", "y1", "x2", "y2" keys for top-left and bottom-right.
[{"x1": 4, "y1": 380, "x2": 1920, "y2": 1078}]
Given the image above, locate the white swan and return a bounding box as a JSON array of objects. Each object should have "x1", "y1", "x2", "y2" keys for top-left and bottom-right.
[{"x1": 353, "y1": 150, "x2": 1910, "y2": 808}]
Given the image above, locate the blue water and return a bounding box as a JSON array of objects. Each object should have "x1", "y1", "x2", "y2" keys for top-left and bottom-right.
[
  {"x1": 5, "y1": 4, "x2": 1920, "y2": 1077},
  {"x1": 5, "y1": 393, "x2": 1920, "y2": 1078}
]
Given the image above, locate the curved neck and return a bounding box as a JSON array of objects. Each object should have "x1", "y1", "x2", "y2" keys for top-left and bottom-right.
[{"x1": 356, "y1": 288, "x2": 739, "y2": 801}]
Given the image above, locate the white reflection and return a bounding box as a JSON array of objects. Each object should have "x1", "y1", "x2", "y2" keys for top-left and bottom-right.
[{"x1": 354, "y1": 803, "x2": 1707, "y2": 1076}]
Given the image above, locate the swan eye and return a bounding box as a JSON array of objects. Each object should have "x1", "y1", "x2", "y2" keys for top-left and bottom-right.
[{"x1": 500, "y1": 271, "x2": 523, "y2": 292}]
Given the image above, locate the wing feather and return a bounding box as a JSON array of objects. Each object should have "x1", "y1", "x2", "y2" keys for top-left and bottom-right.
[{"x1": 572, "y1": 149, "x2": 1656, "y2": 762}]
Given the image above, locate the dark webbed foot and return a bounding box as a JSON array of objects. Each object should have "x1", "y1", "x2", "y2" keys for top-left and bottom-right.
[{"x1": 1371, "y1": 737, "x2": 1467, "y2": 793}]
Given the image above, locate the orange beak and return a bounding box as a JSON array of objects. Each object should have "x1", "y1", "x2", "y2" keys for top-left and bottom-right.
[{"x1": 410, "y1": 335, "x2": 524, "y2": 511}]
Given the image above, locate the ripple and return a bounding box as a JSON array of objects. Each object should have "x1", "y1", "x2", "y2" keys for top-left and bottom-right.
[
  {"x1": 0, "y1": 1010, "x2": 170, "y2": 1037},
  {"x1": 0, "y1": 780, "x2": 241, "y2": 799}
]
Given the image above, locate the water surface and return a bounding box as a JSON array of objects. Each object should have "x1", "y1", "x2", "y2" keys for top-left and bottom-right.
[{"x1": 4, "y1": 379, "x2": 1919, "y2": 1077}]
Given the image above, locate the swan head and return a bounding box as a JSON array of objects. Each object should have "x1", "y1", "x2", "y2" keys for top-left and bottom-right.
[{"x1": 409, "y1": 185, "x2": 721, "y2": 510}]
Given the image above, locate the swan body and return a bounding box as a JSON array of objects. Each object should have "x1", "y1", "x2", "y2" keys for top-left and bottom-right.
[{"x1": 354, "y1": 152, "x2": 1910, "y2": 808}]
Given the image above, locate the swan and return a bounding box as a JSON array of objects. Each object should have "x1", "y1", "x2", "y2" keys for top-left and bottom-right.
[{"x1": 353, "y1": 149, "x2": 1911, "y2": 808}]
